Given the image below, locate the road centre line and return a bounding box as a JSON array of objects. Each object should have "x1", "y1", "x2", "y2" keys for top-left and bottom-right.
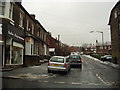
[
  {"x1": 88, "y1": 83, "x2": 99, "y2": 85},
  {"x1": 72, "y1": 82, "x2": 82, "y2": 85},
  {"x1": 54, "y1": 82, "x2": 65, "y2": 84},
  {"x1": 43, "y1": 81, "x2": 49, "y2": 83}
]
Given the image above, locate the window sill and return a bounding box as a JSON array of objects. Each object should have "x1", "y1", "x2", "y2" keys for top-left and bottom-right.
[
  {"x1": 19, "y1": 25, "x2": 24, "y2": 30},
  {"x1": 0, "y1": 15, "x2": 15, "y2": 25}
]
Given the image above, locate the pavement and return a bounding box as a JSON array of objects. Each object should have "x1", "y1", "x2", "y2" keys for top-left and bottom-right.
[{"x1": 83, "y1": 55, "x2": 120, "y2": 69}]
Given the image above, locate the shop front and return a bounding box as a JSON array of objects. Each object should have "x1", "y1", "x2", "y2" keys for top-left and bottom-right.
[{"x1": 3, "y1": 22, "x2": 24, "y2": 67}]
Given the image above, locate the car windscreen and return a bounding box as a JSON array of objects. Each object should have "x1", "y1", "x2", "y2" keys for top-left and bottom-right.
[
  {"x1": 69, "y1": 55, "x2": 80, "y2": 59},
  {"x1": 50, "y1": 57, "x2": 64, "y2": 63}
]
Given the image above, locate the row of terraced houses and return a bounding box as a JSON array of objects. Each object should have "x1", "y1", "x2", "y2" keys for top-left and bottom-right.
[{"x1": 0, "y1": 1, "x2": 71, "y2": 68}]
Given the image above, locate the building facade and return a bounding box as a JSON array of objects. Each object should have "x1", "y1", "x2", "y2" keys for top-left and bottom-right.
[
  {"x1": 108, "y1": 1, "x2": 120, "y2": 64},
  {"x1": 96, "y1": 42, "x2": 111, "y2": 55},
  {"x1": 0, "y1": 1, "x2": 49, "y2": 68},
  {"x1": 0, "y1": 1, "x2": 25, "y2": 67}
]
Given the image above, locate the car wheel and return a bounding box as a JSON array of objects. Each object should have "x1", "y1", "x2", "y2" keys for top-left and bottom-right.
[
  {"x1": 69, "y1": 67, "x2": 71, "y2": 71},
  {"x1": 79, "y1": 65, "x2": 82, "y2": 69},
  {"x1": 65, "y1": 70, "x2": 68, "y2": 74}
]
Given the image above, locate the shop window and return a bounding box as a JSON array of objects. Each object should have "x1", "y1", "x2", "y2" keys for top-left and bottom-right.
[
  {"x1": 11, "y1": 46, "x2": 23, "y2": 64},
  {"x1": 5, "y1": 38, "x2": 12, "y2": 65},
  {"x1": 0, "y1": 1, "x2": 5, "y2": 15}
]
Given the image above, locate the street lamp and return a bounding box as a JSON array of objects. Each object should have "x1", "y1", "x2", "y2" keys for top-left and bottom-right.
[{"x1": 90, "y1": 31, "x2": 104, "y2": 51}]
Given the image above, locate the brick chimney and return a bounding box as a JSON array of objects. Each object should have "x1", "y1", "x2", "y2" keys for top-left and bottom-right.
[
  {"x1": 30, "y1": 14, "x2": 36, "y2": 19},
  {"x1": 14, "y1": 0, "x2": 22, "y2": 4}
]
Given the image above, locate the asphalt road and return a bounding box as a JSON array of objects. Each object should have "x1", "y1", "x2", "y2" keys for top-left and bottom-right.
[{"x1": 2, "y1": 55, "x2": 119, "y2": 88}]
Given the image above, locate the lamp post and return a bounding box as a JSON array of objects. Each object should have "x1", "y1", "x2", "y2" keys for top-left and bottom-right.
[
  {"x1": 90, "y1": 31, "x2": 104, "y2": 53},
  {"x1": 90, "y1": 31, "x2": 104, "y2": 45}
]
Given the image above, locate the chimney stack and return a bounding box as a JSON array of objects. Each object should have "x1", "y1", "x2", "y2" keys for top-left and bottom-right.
[
  {"x1": 14, "y1": 0, "x2": 22, "y2": 4},
  {"x1": 30, "y1": 14, "x2": 36, "y2": 19}
]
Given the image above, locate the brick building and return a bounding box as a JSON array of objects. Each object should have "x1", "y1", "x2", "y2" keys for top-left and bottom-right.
[
  {"x1": 96, "y1": 42, "x2": 111, "y2": 54},
  {"x1": 108, "y1": 1, "x2": 120, "y2": 64},
  {"x1": 0, "y1": 1, "x2": 49, "y2": 68}
]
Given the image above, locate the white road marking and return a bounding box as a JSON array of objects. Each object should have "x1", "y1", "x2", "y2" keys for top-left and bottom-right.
[
  {"x1": 54, "y1": 82, "x2": 65, "y2": 84},
  {"x1": 96, "y1": 74, "x2": 108, "y2": 85},
  {"x1": 43, "y1": 81, "x2": 49, "y2": 83},
  {"x1": 72, "y1": 82, "x2": 82, "y2": 85},
  {"x1": 38, "y1": 80, "x2": 42, "y2": 82},
  {"x1": 88, "y1": 83, "x2": 99, "y2": 85}
]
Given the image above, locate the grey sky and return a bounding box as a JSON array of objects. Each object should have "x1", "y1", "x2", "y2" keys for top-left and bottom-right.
[{"x1": 22, "y1": 0, "x2": 118, "y2": 46}]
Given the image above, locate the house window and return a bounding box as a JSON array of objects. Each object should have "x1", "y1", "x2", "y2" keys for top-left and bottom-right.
[
  {"x1": 9, "y1": 2, "x2": 13, "y2": 19},
  {"x1": 0, "y1": 1, "x2": 5, "y2": 15},
  {"x1": 104, "y1": 46, "x2": 107, "y2": 49},
  {"x1": 40, "y1": 32, "x2": 42, "y2": 39},
  {"x1": 37, "y1": 31, "x2": 39, "y2": 36},
  {"x1": 114, "y1": 10, "x2": 117, "y2": 18},
  {"x1": 100, "y1": 46, "x2": 103, "y2": 49},
  {"x1": 42, "y1": 34, "x2": 44, "y2": 40},
  {"x1": 32, "y1": 24, "x2": 34, "y2": 34},
  {"x1": 19, "y1": 11, "x2": 24, "y2": 27},
  {"x1": 26, "y1": 20, "x2": 29, "y2": 31},
  {"x1": 31, "y1": 43, "x2": 33, "y2": 55},
  {"x1": 118, "y1": 10, "x2": 120, "y2": 16}
]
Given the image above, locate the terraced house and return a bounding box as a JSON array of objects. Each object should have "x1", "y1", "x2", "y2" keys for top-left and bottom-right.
[
  {"x1": 0, "y1": 1, "x2": 49, "y2": 68},
  {"x1": 108, "y1": 1, "x2": 120, "y2": 64}
]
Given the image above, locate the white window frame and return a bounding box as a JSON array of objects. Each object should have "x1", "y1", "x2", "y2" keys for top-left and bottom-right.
[
  {"x1": 32, "y1": 23, "x2": 34, "y2": 34},
  {"x1": 19, "y1": 11, "x2": 24, "y2": 28},
  {"x1": 37, "y1": 31, "x2": 39, "y2": 36},
  {"x1": 26, "y1": 20, "x2": 29, "y2": 31},
  {"x1": 114, "y1": 10, "x2": 117, "y2": 18},
  {"x1": 0, "y1": 1, "x2": 5, "y2": 15},
  {"x1": 9, "y1": 2, "x2": 13, "y2": 19},
  {"x1": 100, "y1": 46, "x2": 103, "y2": 49}
]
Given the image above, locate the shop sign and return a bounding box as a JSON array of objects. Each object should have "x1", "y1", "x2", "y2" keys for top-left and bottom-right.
[
  {"x1": 8, "y1": 31, "x2": 24, "y2": 41},
  {"x1": 49, "y1": 48, "x2": 55, "y2": 52}
]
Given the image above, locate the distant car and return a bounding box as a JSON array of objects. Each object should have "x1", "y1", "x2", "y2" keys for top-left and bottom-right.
[
  {"x1": 68, "y1": 55, "x2": 82, "y2": 69},
  {"x1": 100, "y1": 55, "x2": 112, "y2": 62},
  {"x1": 48, "y1": 56, "x2": 71, "y2": 74}
]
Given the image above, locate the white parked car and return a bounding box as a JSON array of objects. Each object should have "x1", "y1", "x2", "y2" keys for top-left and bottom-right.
[
  {"x1": 48, "y1": 56, "x2": 71, "y2": 74},
  {"x1": 100, "y1": 55, "x2": 112, "y2": 61}
]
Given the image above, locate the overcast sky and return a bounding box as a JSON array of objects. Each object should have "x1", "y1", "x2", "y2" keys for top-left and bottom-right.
[{"x1": 22, "y1": 0, "x2": 118, "y2": 46}]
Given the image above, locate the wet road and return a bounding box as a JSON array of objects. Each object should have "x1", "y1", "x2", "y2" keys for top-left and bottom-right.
[{"x1": 2, "y1": 55, "x2": 119, "y2": 88}]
